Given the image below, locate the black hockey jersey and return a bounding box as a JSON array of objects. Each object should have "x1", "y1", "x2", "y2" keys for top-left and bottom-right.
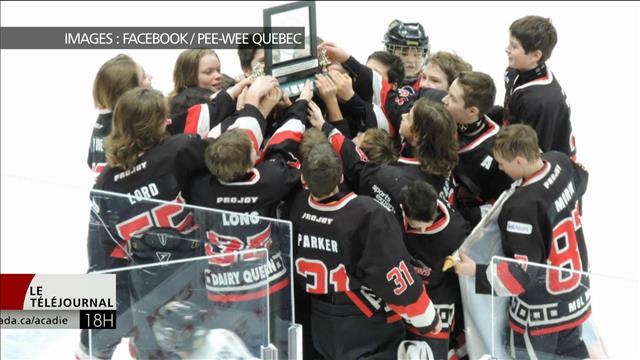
[
  {"x1": 476, "y1": 151, "x2": 590, "y2": 335},
  {"x1": 87, "y1": 110, "x2": 112, "y2": 173},
  {"x1": 91, "y1": 134, "x2": 208, "y2": 262},
  {"x1": 454, "y1": 116, "x2": 513, "y2": 221},
  {"x1": 168, "y1": 90, "x2": 237, "y2": 138},
  {"x1": 323, "y1": 123, "x2": 454, "y2": 214},
  {"x1": 342, "y1": 56, "x2": 446, "y2": 146},
  {"x1": 169, "y1": 86, "x2": 215, "y2": 116},
  {"x1": 290, "y1": 191, "x2": 440, "y2": 334},
  {"x1": 503, "y1": 64, "x2": 576, "y2": 159},
  {"x1": 403, "y1": 200, "x2": 471, "y2": 334},
  {"x1": 185, "y1": 105, "x2": 306, "y2": 302}
]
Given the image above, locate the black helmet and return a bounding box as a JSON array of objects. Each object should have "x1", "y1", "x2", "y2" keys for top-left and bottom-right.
[
  {"x1": 384, "y1": 20, "x2": 430, "y2": 56},
  {"x1": 152, "y1": 300, "x2": 208, "y2": 354}
]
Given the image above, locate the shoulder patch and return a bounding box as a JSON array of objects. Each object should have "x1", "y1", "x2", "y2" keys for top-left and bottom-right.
[{"x1": 506, "y1": 221, "x2": 533, "y2": 235}]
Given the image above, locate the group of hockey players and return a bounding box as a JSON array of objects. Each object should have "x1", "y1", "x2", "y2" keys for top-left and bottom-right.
[{"x1": 79, "y1": 13, "x2": 593, "y2": 360}]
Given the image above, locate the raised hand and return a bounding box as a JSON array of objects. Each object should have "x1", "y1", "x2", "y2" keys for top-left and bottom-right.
[
  {"x1": 329, "y1": 70, "x2": 354, "y2": 101},
  {"x1": 315, "y1": 74, "x2": 338, "y2": 104},
  {"x1": 317, "y1": 41, "x2": 350, "y2": 64},
  {"x1": 226, "y1": 77, "x2": 253, "y2": 101},
  {"x1": 258, "y1": 86, "x2": 282, "y2": 118},
  {"x1": 245, "y1": 75, "x2": 279, "y2": 108},
  {"x1": 298, "y1": 79, "x2": 314, "y2": 102},
  {"x1": 307, "y1": 100, "x2": 326, "y2": 129}
]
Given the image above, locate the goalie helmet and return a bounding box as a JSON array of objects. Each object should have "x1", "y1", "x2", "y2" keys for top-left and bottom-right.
[
  {"x1": 152, "y1": 300, "x2": 208, "y2": 354},
  {"x1": 384, "y1": 20, "x2": 430, "y2": 58}
]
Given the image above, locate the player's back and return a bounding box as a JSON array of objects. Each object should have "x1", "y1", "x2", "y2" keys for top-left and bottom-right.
[
  {"x1": 92, "y1": 134, "x2": 207, "y2": 259},
  {"x1": 500, "y1": 151, "x2": 590, "y2": 334}
]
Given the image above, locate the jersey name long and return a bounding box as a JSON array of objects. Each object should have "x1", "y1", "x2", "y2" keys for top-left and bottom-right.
[{"x1": 185, "y1": 106, "x2": 306, "y2": 302}]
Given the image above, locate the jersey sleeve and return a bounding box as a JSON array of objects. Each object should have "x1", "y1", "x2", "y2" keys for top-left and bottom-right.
[
  {"x1": 340, "y1": 92, "x2": 393, "y2": 137},
  {"x1": 207, "y1": 104, "x2": 267, "y2": 154},
  {"x1": 169, "y1": 91, "x2": 236, "y2": 138},
  {"x1": 476, "y1": 203, "x2": 546, "y2": 296},
  {"x1": 356, "y1": 205, "x2": 440, "y2": 334},
  {"x1": 176, "y1": 135, "x2": 208, "y2": 175},
  {"x1": 262, "y1": 115, "x2": 305, "y2": 168},
  {"x1": 344, "y1": 56, "x2": 394, "y2": 110},
  {"x1": 321, "y1": 122, "x2": 368, "y2": 190}
]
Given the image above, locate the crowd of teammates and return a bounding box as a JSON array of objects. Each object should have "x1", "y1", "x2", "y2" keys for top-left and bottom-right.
[{"x1": 79, "y1": 14, "x2": 591, "y2": 360}]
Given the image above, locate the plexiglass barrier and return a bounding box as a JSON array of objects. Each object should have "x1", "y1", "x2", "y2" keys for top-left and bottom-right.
[
  {"x1": 89, "y1": 249, "x2": 268, "y2": 359},
  {"x1": 480, "y1": 256, "x2": 635, "y2": 360},
  {"x1": 84, "y1": 189, "x2": 297, "y2": 359}
]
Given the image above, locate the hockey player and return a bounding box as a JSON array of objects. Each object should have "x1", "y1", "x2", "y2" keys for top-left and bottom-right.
[
  {"x1": 383, "y1": 20, "x2": 430, "y2": 91},
  {"x1": 237, "y1": 41, "x2": 264, "y2": 79},
  {"x1": 454, "y1": 124, "x2": 591, "y2": 359},
  {"x1": 443, "y1": 71, "x2": 513, "y2": 225},
  {"x1": 420, "y1": 51, "x2": 472, "y2": 92},
  {"x1": 309, "y1": 98, "x2": 457, "y2": 215},
  {"x1": 503, "y1": 16, "x2": 577, "y2": 159},
  {"x1": 290, "y1": 143, "x2": 441, "y2": 359},
  {"x1": 78, "y1": 87, "x2": 209, "y2": 359},
  {"x1": 399, "y1": 180, "x2": 470, "y2": 360},
  {"x1": 185, "y1": 78, "x2": 311, "y2": 357},
  {"x1": 167, "y1": 49, "x2": 253, "y2": 137},
  {"x1": 87, "y1": 54, "x2": 152, "y2": 173},
  {"x1": 320, "y1": 41, "x2": 447, "y2": 148},
  {"x1": 354, "y1": 128, "x2": 398, "y2": 165},
  {"x1": 169, "y1": 49, "x2": 223, "y2": 115}
]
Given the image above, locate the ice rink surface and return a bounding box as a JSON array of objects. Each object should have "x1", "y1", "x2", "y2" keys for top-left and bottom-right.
[{"x1": 2, "y1": 1, "x2": 639, "y2": 358}]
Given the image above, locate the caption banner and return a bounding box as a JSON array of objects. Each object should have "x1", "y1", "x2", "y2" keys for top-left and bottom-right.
[
  {"x1": 0, "y1": 274, "x2": 116, "y2": 329},
  {"x1": 0, "y1": 27, "x2": 305, "y2": 49}
]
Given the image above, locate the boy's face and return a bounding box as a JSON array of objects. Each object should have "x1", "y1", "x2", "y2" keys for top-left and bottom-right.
[
  {"x1": 392, "y1": 46, "x2": 425, "y2": 79},
  {"x1": 494, "y1": 152, "x2": 524, "y2": 180},
  {"x1": 505, "y1": 36, "x2": 540, "y2": 71},
  {"x1": 244, "y1": 49, "x2": 265, "y2": 78},
  {"x1": 443, "y1": 79, "x2": 477, "y2": 124},
  {"x1": 420, "y1": 62, "x2": 449, "y2": 91},
  {"x1": 399, "y1": 108, "x2": 416, "y2": 145},
  {"x1": 366, "y1": 58, "x2": 391, "y2": 83}
]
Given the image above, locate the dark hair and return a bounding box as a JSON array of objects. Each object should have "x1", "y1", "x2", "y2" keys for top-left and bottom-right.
[
  {"x1": 359, "y1": 128, "x2": 398, "y2": 165},
  {"x1": 427, "y1": 51, "x2": 472, "y2": 88},
  {"x1": 510, "y1": 15, "x2": 557, "y2": 63},
  {"x1": 493, "y1": 124, "x2": 541, "y2": 162},
  {"x1": 367, "y1": 51, "x2": 405, "y2": 86},
  {"x1": 456, "y1": 71, "x2": 496, "y2": 116},
  {"x1": 238, "y1": 43, "x2": 260, "y2": 72},
  {"x1": 399, "y1": 180, "x2": 438, "y2": 222},
  {"x1": 412, "y1": 99, "x2": 459, "y2": 177},
  {"x1": 302, "y1": 143, "x2": 342, "y2": 198}
]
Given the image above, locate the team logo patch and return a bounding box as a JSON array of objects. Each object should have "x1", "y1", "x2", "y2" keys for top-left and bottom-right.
[
  {"x1": 506, "y1": 221, "x2": 533, "y2": 235},
  {"x1": 394, "y1": 86, "x2": 415, "y2": 106},
  {"x1": 156, "y1": 252, "x2": 171, "y2": 262}
]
